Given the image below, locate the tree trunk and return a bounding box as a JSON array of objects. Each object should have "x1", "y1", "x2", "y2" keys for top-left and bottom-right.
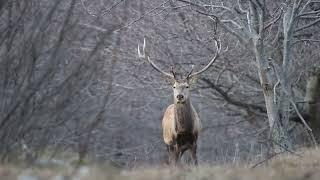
[{"x1": 253, "y1": 37, "x2": 293, "y2": 152}]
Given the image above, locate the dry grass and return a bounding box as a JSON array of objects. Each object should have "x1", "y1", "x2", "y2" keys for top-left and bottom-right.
[{"x1": 1, "y1": 148, "x2": 320, "y2": 180}]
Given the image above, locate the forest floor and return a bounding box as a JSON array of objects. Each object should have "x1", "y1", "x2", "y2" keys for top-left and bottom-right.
[{"x1": 0, "y1": 148, "x2": 320, "y2": 180}]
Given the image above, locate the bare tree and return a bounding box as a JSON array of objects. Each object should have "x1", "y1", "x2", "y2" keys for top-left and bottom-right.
[
  {"x1": 0, "y1": 0, "x2": 117, "y2": 162},
  {"x1": 174, "y1": 0, "x2": 320, "y2": 152}
]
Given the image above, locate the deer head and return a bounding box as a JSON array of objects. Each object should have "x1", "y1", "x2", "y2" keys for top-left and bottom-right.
[{"x1": 138, "y1": 38, "x2": 221, "y2": 104}]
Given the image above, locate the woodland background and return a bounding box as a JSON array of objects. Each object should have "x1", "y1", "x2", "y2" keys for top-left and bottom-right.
[{"x1": 0, "y1": 0, "x2": 319, "y2": 168}]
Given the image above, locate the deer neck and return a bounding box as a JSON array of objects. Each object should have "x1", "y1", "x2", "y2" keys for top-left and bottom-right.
[{"x1": 174, "y1": 99, "x2": 193, "y2": 133}]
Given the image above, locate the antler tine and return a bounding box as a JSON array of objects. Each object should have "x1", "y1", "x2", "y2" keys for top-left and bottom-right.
[
  {"x1": 137, "y1": 38, "x2": 147, "y2": 58},
  {"x1": 186, "y1": 65, "x2": 194, "y2": 79},
  {"x1": 138, "y1": 38, "x2": 174, "y2": 78},
  {"x1": 188, "y1": 38, "x2": 221, "y2": 78},
  {"x1": 170, "y1": 66, "x2": 177, "y2": 80}
]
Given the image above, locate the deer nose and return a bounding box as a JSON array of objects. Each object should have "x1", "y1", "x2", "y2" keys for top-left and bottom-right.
[{"x1": 177, "y1": 94, "x2": 184, "y2": 101}]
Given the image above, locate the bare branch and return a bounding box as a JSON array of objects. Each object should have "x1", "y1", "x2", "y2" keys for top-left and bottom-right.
[
  {"x1": 220, "y1": 19, "x2": 242, "y2": 29},
  {"x1": 299, "y1": 15, "x2": 320, "y2": 19},
  {"x1": 102, "y1": 0, "x2": 125, "y2": 16},
  {"x1": 115, "y1": 0, "x2": 171, "y2": 32},
  {"x1": 78, "y1": 23, "x2": 108, "y2": 32},
  {"x1": 295, "y1": 18, "x2": 320, "y2": 32},
  {"x1": 202, "y1": 4, "x2": 233, "y2": 12},
  {"x1": 289, "y1": 99, "x2": 312, "y2": 131},
  {"x1": 249, "y1": 0, "x2": 263, "y2": 11},
  {"x1": 215, "y1": 66, "x2": 227, "y2": 85},
  {"x1": 293, "y1": 38, "x2": 320, "y2": 43},
  {"x1": 298, "y1": 10, "x2": 320, "y2": 17},
  {"x1": 80, "y1": 0, "x2": 97, "y2": 17},
  {"x1": 273, "y1": 80, "x2": 280, "y2": 104},
  {"x1": 264, "y1": 7, "x2": 283, "y2": 30},
  {"x1": 300, "y1": 0, "x2": 313, "y2": 14},
  {"x1": 201, "y1": 78, "x2": 266, "y2": 114},
  {"x1": 237, "y1": 0, "x2": 249, "y2": 14},
  {"x1": 177, "y1": 0, "x2": 249, "y2": 43},
  {"x1": 251, "y1": 151, "x2": 283, "y2": 168}
]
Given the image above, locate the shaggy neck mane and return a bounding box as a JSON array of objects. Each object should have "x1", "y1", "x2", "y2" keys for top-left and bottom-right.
[{"x1": 174, "y1": 99, "x2": 193, "y2": 133}]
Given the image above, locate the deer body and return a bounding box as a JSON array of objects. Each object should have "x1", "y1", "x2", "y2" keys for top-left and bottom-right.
[
  {"x1": 138, "y1": 38, "x2": 221, "y2": 165},
  {"x1": 162, "y1": 101, "x2": 201, "y2": 145},
  {"x1": 162, "y1": 100, "x2": 201, "y2": 164}
]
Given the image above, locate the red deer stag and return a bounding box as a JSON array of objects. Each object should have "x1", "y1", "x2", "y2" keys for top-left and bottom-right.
[{"x1": 138, "y1": 38, "x2": 221, "y2": 165}]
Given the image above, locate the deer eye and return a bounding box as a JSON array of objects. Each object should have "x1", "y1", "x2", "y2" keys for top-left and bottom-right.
[
  {"x1": 173, "y1": 86, "x2": 176, "y2": 89},
  {"x1": 186, "y1": 86, "x2": 189, "y2": 88}
]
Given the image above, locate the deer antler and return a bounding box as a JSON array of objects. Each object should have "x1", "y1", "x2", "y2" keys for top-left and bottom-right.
[
  {"x1": 186, "y1": 65, "x2": 194, "y2": 79},
  {"x1": 187, "y1": 37, "x2": 221, "y2": 79},
  {"x1": 170, "y1": 66, "x2": 177, "y2": 80},
  {"x1": 138, "y1": 38, "x2": 175, "y2": 79}
]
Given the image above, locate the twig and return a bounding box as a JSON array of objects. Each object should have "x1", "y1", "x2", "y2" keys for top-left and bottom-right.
[
  {"x1": 115, "y1": 0, "x2": 171, "y2": 32},
  {"x1": 251, "y1": 151, "x2": 282, "y2": 168},
  {"x1": 289, "y1": 98, "x2": 312, "y2": 131},
  {"x1": 273, "y1": 80, "x2": 280, "y2": 104},
  {"x1": 272, "y1": 139, "x2": 300, "y2": 156},
  {"x1": 102, "y1": 0, "x2": 125, "y2": 16}
]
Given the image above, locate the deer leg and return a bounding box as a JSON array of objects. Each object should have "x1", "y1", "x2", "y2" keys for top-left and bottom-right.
[
  {"x1": 166, "y1": 145, "x2": 171, "y2": 164},
  {"x1": 168, "y1": 144, "x2": 175, "y2": 164},
  {"x1": 167, "y1": 143, "x2": 180, "y2": 165},
  {"x1": 173, "y1": 144, "x2": 181, "y2": 165},
  {"x1": 191, "y1": 143, "x2": 198, "y2": 166},
  {"x1": 179, "y1": 145, "x2": 188, "y2": 159}
]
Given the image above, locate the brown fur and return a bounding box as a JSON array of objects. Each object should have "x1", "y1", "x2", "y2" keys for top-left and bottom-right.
[
  {"x1": 162, "y1": 100, "x2": 201, "y2": 165},
  {"x1": 175, "y1": 101, "x2": 193, "y2": 133}
]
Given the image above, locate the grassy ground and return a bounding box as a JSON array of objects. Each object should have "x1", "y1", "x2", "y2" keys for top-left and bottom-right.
[{"x1": 1, "y1": 148, "x2": 320, "y2": 180}]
